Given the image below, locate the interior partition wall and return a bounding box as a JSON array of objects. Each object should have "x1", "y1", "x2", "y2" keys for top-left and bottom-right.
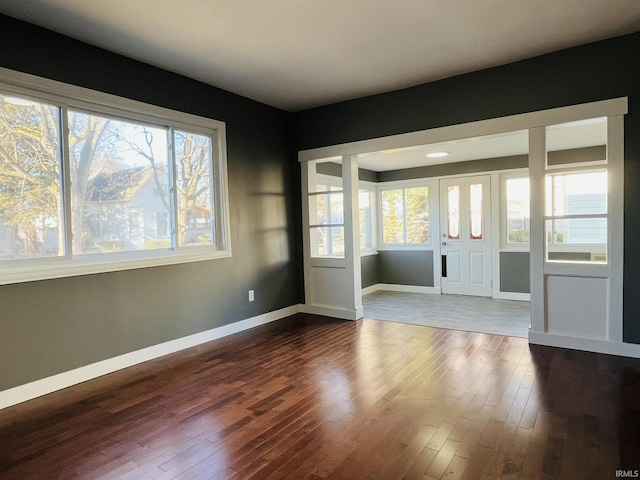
[
  {"x1": 301, "y1": 156, "x2": 363, "y2": 320},
  {"x1": 299, "y1": 98, "x2": 635, "y2": 357}
]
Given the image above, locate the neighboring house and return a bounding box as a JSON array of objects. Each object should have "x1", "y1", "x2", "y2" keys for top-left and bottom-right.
[
  {"x1": 84, "y1": 165, "x2": 212, "y2": 252},
  {"x1": 0, "y1": 165, "x2": 212, "y2": 257},
  {"x1": 83, "y1": 166, "x2": 171, "y2": 253}
]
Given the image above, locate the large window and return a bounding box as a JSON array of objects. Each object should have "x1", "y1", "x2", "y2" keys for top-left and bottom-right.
[
  {"x1": 0, "y1": 71, "x2": 229, "y2": 284},
  {"x1": 380, "y1": 185, "x2": 430, "y2": 246}
]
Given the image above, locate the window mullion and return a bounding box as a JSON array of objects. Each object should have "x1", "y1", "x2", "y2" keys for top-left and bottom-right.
[
  {"x1": 168, "y1": 128, "x2": 178, "y2": 250},
  {"x1": 60, "y1": 104, "x2": 73, "y2": 259},
  {"x1": 209, "y1": 131, "x2": 218, "y2": 248},
  {"x1": 403, "y1": 188, "x2": 408, "y2": 243}
]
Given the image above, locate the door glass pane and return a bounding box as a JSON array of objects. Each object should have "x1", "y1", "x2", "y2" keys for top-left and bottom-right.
[
  {"x1": 382, "y1": 189, "x2": 404, "y2": 243},
  {"x1": 469, "y1": 183, "x2": 483, "y2": 240},
  {"x1": 447, "y1": 186, "x2": 460, "y2": 240},
  {"x1": 406, "y1": 187, "x2": 429, "y2": 243},
  {"x1": 0, "y1": 95, "x2": 64, "y2": 259}
]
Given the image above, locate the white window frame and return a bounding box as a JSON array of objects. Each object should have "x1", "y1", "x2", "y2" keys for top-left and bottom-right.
[
  {"x1": 313, "y1": 173, "x2": 378, "y2": 257},
  {"x1": 377, "y1": 179, "x2": 435, "y2": 250},
  {"x1": 309, "y1": 173, "x2": 345, "y2": 258},
  {"x1": 0, "y1": 67, "x2": 231, "y2": 285}
]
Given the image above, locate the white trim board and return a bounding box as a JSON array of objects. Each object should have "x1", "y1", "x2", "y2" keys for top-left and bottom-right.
[
  {"x1": 363, "y1": 283, "x2": 528, "y2": 300},
  {"x1": 529, "y1": 332, "x2": 640, "y2": 359},
  {"x1": 300, "y1": 304, "x2": 363, "y2": 320},
  {"x1": 0, "y1": 304, "x2": 302, "y2": 410},
  {"x1": 493, "y1": 291, "x2": 531, "y2": 301},
  {"x1": 362, "y1": 283, "x2": 441, "y2": 295}
]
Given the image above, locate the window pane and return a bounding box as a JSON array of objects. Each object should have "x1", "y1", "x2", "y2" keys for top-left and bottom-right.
[
  {"x1": 309, "y1": 191, "x2": 343, "y2": 225},
  {"x1": 406, "y1": 187, "x2": 429, "y2": 243},
  {"x1": 155, "y1": 212, "x2": 169, "y2": 237},
  {"x1": 175, "y1": 131, "x2": 214, "y2": 247},
  {"x1": 506, "y1": 177, "x2": 530, "y2": 243},
  {"x1": 447, "y1": 186, "x2": 460, "y2": 240},
  {"x1": 359, "y1": 189, "x2": 372, "y2": 250},
  {"x1": 546, "y1": 219, "x2": 607, "y2": 263},
  {"x1": 310, "y1": 226, "x2": 344, "y2": 257},
  {"x1": 0, "y1": 95, "x2": 63, "y2": 259},
  {"x1": 382, "y1": 189, "x2": 404, "y2": 243},
  {"x1": 469, "y1": 184, "x2": 483, "y2": 240},
  {"x1": 68, "y1": 111, "x2": 170, "y2": 254},
  {"x1": 546, "y1": 171, "x2": 607, "y2": 216}
]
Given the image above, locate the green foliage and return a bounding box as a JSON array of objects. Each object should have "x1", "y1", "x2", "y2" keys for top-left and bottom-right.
[
  {"x1": 144, "y1": 239, "x2": 171, "y2": 249},
  {"x1": 508, "y1": 229, "x2": 530, "y2": 243},
  {"x1": 95, "y1": 241, "x2": 125, "y2": 253},
  {"x1": 382, "y1": 187, "x2": 429, "y2": 244}
]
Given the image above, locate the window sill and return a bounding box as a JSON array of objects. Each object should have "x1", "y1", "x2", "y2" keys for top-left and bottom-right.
[
  {"x1": 0, "y1": 248, "x2": 231, "y2": 285},
  {"x1": 377, "y1": 246, "x2": 433, "y2": 251}
]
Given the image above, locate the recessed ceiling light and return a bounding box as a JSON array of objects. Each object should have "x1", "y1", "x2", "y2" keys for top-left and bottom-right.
[{"x1": 426, "y1": 151, "x2": 449, "y2": 158}]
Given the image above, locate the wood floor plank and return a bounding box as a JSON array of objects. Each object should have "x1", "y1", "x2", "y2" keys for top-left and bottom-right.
[{"x1": 1, "y1": 313, "x2": 639, "y2": 479}]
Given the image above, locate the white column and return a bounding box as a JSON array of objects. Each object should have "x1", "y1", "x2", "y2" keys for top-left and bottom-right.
[
  {"x1": 342, "y1": 155, "x2": 363, "y2": 319},
  {"x1": 528, "y1": 127, "x2": 546, "y2": 334}
]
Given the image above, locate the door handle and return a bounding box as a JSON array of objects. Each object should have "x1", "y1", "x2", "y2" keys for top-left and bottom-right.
[{"x1": 441, "y1": 241, "x2": 447, "y2": 246}]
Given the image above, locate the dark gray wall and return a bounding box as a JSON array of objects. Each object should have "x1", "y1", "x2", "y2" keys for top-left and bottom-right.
[
  {"x1": 361, "y1": 254, "x2": 380, "y2": 288},
  {"x1": 500, "y1": 252, "x2": 530, "y2": 294},
  {"x1": 0, "y1": 15, "x2": 301, "y2": 390},
  {"x1": 378, "y1": 251, "x2": 434, "y2": 286},
  {"x1": 293, "y1": 32, "x2": 640, "y2": 344}
]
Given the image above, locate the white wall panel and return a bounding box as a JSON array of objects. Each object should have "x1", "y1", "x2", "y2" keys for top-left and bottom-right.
[{"x1": 546, "y1": 276, "x2": 607, "y2": 340}]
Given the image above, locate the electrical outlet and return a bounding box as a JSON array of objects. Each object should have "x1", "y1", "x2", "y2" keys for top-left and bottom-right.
[{"x1": 248, "y1": 290, "x2": 255, "y2": 302}]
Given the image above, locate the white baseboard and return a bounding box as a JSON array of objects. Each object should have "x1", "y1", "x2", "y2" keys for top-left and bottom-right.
[
  {"x1": 361, "y1": 284, "x2": 379, "y2": 295},
  {"x1": 0, "y1": 304, "x2": 302, "y2": 410},
  {"x1": 363, "y1": 283, "x2": 441, "y2": 295},
  {"x1": 492, "y1": 291, "x2": 531, "y2": 301},
  {"x1": 528, "y1": 331, "x2": 640, "y2": 358},
  {"x1": 300, "y1": 304, "x2": 362, "y2": 320}
]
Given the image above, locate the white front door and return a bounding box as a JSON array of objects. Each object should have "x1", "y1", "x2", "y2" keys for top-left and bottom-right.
[{"x1": 439, "y1": 175, "x2": 492, "y2": 296}]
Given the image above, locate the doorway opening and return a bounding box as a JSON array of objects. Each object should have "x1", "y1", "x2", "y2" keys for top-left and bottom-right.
[{"x1": 299, "y1": 98, "x2": 624, "y2": 352}]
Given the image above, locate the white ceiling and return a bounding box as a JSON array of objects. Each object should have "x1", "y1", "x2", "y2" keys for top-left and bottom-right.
[
  {"x1": 327, "y1": 118, "x2": 607, "y2": 171},
  {"x1": 1, "y1": 0, "x2": 640, "y2": 112}
]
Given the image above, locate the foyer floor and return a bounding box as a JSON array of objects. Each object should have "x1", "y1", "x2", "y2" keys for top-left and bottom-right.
[{"x1": 363, "y1": 290, "x2": 531, "y2": 338}]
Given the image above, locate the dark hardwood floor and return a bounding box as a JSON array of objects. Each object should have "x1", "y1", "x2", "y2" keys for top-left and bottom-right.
[{"x1": 1, "y1": 313, "x2": 639, "y2": 479}]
